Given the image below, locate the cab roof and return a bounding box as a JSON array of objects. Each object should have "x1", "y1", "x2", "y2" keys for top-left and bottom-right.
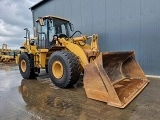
[{"x1": 36, "y1": 15, "x2": 69, "y2": 22}]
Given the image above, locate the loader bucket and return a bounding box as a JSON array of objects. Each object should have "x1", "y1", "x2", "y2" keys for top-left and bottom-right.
[{"x1": 83, "y1": 51, "x2": 149, "y2": 108}]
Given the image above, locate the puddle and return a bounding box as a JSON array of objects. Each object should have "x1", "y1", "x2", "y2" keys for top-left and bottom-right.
[
  {"x1": 18, "y1": 79, "x2": 87, "y2": 120},
  {"x1": 0, "y1": 64, "x2": 160, "y2": 120}
]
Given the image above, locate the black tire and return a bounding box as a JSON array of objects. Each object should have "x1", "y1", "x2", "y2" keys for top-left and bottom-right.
[
  {"x1": 48, "y1": 50, "x2": 81, "y2": 88},
  {"x1": 45, "y1": 64, "x2": 48, "y2": 73},
  {"x1": 19, "y1": 53, "x2": 38, "y2": 79}
]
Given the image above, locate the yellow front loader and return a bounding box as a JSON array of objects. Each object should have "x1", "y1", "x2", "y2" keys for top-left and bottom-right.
[
  {"x1": 16, "y1": 15, "x2": 149, "y2": 108},
  {"x1": 1, "y1": 51, "x2": 16, "y2": 62},
  {"x1": 0, "y1": 44, "x2": 18, "y2": 62},
  {"x1": 0, "y1": 44, "x2": 7, "y2": 62}
]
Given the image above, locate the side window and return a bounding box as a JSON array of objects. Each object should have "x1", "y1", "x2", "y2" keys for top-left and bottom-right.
[
  {"x1": 37, "y1": 20, "x2": 47, "y2": 48},
  {"x1": 42, "y1": 20, "x2": 47, "y2": 33},
  {"x1": 49, "y1": 20, "x2": 55, "y2": 42}
]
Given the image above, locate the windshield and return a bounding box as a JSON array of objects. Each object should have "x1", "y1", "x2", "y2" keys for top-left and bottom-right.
[{"x1": 50, "y1": 19, "x2": 72, "y2": 37}]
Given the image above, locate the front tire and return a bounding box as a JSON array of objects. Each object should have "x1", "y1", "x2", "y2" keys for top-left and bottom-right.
[
  {"x1": 48, "y1": 50, "x2": 81, "y2": 88},
  {"x1": 19, "y1": 53, "x2": 38, "y2": 79}
]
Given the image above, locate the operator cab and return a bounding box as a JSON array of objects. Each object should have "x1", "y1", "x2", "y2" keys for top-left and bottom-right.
[{"x1": 35, "y1": 15, "x2": 74, "y2": 49}]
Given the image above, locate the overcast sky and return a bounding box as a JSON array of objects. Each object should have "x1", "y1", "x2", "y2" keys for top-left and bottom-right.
[{"x1": 0, "y1": 0, "x2": 40, "y2": 49}]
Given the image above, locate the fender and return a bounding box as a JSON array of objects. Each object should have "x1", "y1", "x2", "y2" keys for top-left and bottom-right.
[{"x1": 60, "y1": 38, "x2": 89, "y2": 68}]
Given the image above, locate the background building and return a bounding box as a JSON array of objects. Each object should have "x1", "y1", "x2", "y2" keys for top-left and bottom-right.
[{"x1": 30, "y1": 0, "x2": 160, "y2": 76}]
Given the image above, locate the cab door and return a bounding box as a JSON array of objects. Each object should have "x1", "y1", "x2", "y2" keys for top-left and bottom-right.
[{"x1": 37, "y1": 19, "x2": 47, "y2": 49}]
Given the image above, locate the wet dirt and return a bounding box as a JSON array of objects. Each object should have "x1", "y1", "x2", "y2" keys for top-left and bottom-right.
[{"x1": 0, "y1": 64, "x2": 160, "y2": 120}]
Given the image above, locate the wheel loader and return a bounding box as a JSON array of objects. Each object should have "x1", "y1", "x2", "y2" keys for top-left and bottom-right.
[
  {"x1": 16, "y1": 15, "x2": 149, "y2": 108},
  {"x1": 1, "y1": 51, "x2": 17, "y2": 62},
  {"x1": 0, "y1": 44, "x2": 8, "y2": 60},
  {"x1": 0, "y1": 43, "x2": 10, "y2": 62},
  {"x1": 0, "y1": 44, "x2": 18, "y2": 62}
]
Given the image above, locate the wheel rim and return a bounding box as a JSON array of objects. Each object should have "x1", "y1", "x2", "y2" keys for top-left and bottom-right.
[
  {"x1": 52, "y1": 61, "x2": 64, "y2": 79},
  {"x1": 21, "y1": 59, "x2": 26, "y2": 72}
]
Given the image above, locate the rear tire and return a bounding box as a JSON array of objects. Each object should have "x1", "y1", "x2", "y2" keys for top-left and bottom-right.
[
  {"x1": 19, "y1": 53, "x2": 38, "y2": 79},
  {"x1": 45, "y1": 64, "x2": 48, "y2": 73},
  {"x1": 48, "y1": 50, "x2": 81, "y2": 88}
]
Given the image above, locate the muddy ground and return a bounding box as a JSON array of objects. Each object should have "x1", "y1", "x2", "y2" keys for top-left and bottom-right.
[{"x1": 0, "y1": 63, "x2": 160, "y2": 120}]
